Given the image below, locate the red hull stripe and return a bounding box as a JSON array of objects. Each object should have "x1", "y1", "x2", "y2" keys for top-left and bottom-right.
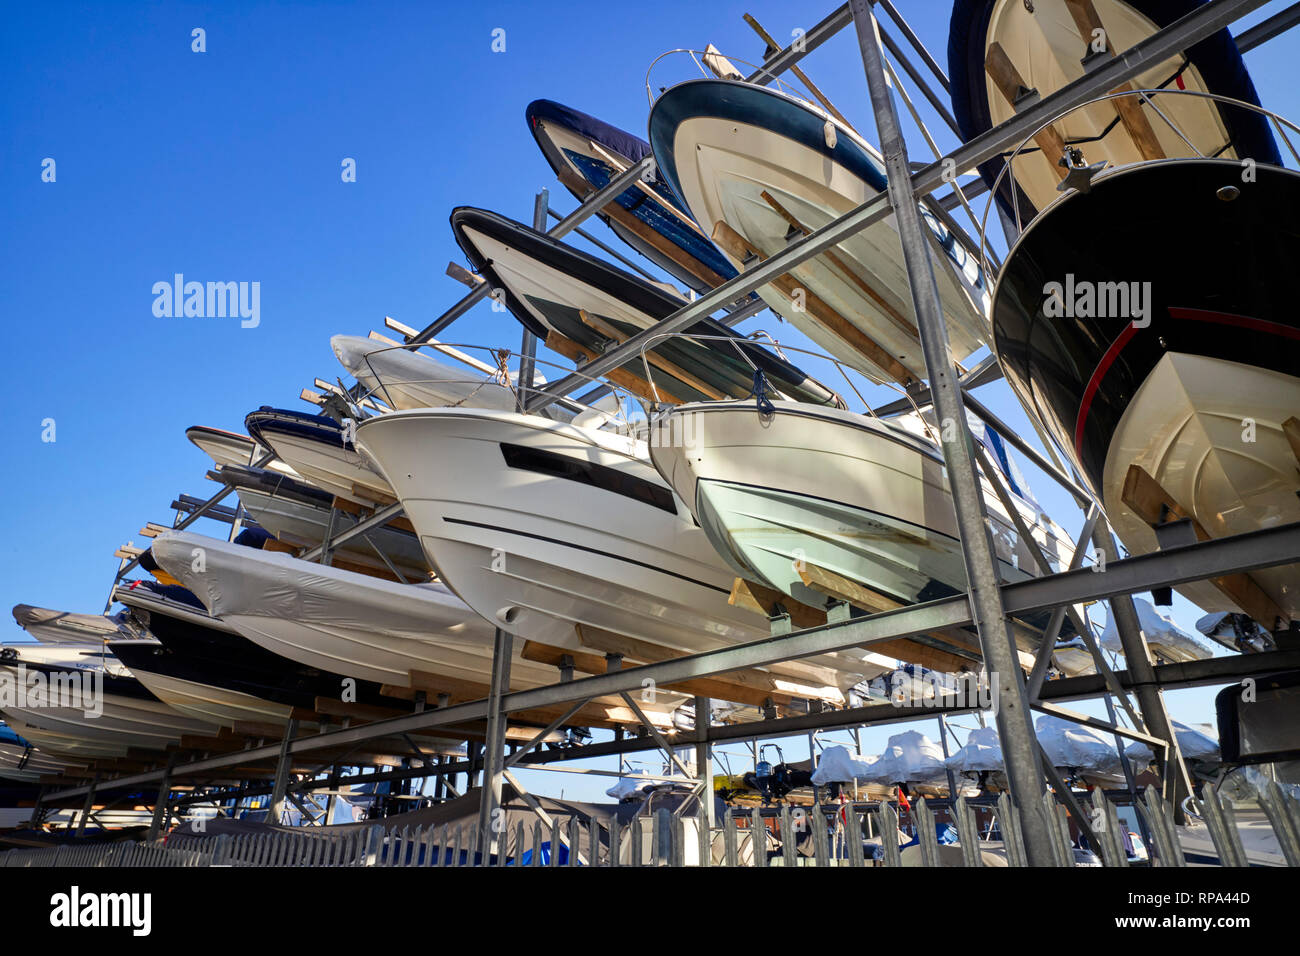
[{"x1": 1073, "y1": 322, "x2": 1139, "y2": 458}]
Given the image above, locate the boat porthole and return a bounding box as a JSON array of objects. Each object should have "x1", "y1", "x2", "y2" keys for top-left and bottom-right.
[{"x1": 1216, "y1": 185, "x2": 1241, "y2": 201}]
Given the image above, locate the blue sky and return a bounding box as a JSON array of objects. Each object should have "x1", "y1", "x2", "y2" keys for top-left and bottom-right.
[{"x1": 3, "y1": 1, "x2": 1297, "y2": 802}]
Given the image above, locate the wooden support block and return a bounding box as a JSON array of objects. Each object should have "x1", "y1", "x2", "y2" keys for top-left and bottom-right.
[
  {"x1": 711, "y1": 221, "x2": 913, "y2": 384},
  {"x1": 231, "y1": 720, "x2": 299, "y2": 739},
  {"x1": 544, "y1": 330, "x2": 686, "y2": 405},
  {"x1": 573, "y1": 622, "x2": 839, "y2": 700},
  {"x1": 261, "y1": 537, "x2": 298, "y2": 555},
  {"x1": 1121, "y1": 463, "x2": 1288, "y2": 629},
  {"x1": 1062, "y1": 0, "x2": 1165, "y2": 161},
  {"x1": 376, "y1": 677, "x2": 646, "y2": 735},
  {"x1": 520, "y1": 638, "x2": 795, "y2": 708},
  {"x1": 178, "y1": 734, "x2": 248, "y2": 752},
  {"x1": 985, "y1": 42, "x2": 1068, "y2": 179},
  {"x1": 384, "y1": 316, "x2": 419, "y2": 339},
  {"x1": 796, "y1": 562, "x2": 1017, "y2": 672},
  {"x1": 728, "y1": 577, "x2": 828, "y2": 631}
]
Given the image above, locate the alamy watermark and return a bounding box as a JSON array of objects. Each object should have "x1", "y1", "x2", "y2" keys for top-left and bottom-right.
[
  {"x1": 1043, "y1": 274, "x2": 1151, "y2": 328},
  {"x1": 152, "y1": 274, "x2": 260, "y2": 328},
  {"x1": 0, "y1": 664, "x2": 103, "y2": 718},
  {"x1": 883, "y1": 668, "x2": 999, "y2": 716}
]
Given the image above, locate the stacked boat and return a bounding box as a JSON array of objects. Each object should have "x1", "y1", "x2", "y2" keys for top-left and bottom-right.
[{"x1": 9, "y1": 1, "x2": 1290, "y2": 829}]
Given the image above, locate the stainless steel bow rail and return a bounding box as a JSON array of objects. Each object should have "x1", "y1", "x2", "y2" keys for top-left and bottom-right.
[{"x1": 48, "y1": 0, "x2": 1297, "y2": 868}]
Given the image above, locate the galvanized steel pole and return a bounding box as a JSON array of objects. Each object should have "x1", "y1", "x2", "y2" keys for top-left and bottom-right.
[
  {"x1": 850, "y1": 0, "x2": 1053, "y2": 864},
  {"x1": 1092, "y1": 518, "x2": 1193, "y2": 820}
]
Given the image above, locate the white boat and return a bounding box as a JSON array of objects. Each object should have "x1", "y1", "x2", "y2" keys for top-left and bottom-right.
[
  {"x1": 186, "y1": 424, "x2": 300, "y2": 479},
  {"x1": 111, "y1": 582, "x2": 305, "y2": 729},
  {"x1": 1035, "y1": 714, "x2": 1124, "y2": 785},
  {"x1": 648, "y1": 78, "x2": 989, "y2": 384},
  {"x1": 864, "y1": 730, "x2": 950, "y2": 787},
  {"x1": 0, "y1": 641, "x2": 131, "y2": 677},
  {"x1": 11, "y1": 604, "x2": 140, "y2": 645},
  {"x1": 0, "y1": 722, "x2": 79, "y2": 782},
  {"x1": 245, "y1": 406, "x2": 395, "y2": 507},
  {"x1": 332, "y1": 334, "x2": 520, "y2": 413},
  {"x1": 1124, "y1": 720, "x2": 1220, "y2": 767},
  {"x1": 356, "y1": 406, "x2": 895, "y2": 700},
  {"x1": 0, "y1": 650, "x2": 220, "y2": 758},
  {"x1": 648, "y1": 400, "x2": 1076, "y2": 642},
  {"x1": 146, "y1": 531, "x2": 687, "y2": 727}
]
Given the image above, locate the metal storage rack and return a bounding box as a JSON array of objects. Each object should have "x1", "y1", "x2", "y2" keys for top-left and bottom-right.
[{"x1": 32, "y1": 0, "x2": 1300, "y2": 867}]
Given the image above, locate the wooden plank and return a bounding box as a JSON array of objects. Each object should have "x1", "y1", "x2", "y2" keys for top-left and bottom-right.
[
  {"x1": 711, "y1": 221, "x2": 913, "y2": 384},
  {"x1": 577, "y1": 309, "x2": 727, "y2": 400},
  {"x1": 984, "y1": 42, "x2": 1069, "y2": 180},
  {"x1": 795, "y1": 562, "x2": 1020, "y2": 672},
  {"x1": 520, "y1": 638, "x2": 794, "y2": 708},
  {"x1": 758, "y1": 189, "x2": 920, "y2": 344},
  {"x1": 544, "y1": 330, "x2": 685, "y2": 404},
  {"x1": 381, "y1": 674, "x2": 669, "y2": 733},
  {"x1": 728, "y1": 577, "x2": 828, "y2": 630},
  {"x1": 1062, "y1": 0, "x2": 1165, "y2": 161},
  {"x1": 573, "y1": 622, "x2": 842, "y2": 699},
  {"x1": 1121, "y1": 464, "x2": 1288, "y2": 629}
]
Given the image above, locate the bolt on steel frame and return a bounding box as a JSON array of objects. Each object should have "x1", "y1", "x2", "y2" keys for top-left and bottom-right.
[{"x1": 52, "y1": 0, "x2": 1300, "y2": 866}]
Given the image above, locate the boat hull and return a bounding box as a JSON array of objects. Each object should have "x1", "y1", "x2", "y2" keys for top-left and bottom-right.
[
  {"x1": 649, "y1": 79, "x2": 988, "y2": 383},
  {"x1": 649, "y1": 401, "x2": 1074, "y2": 613},
  {"x1": 245, "y1": 408, "x2": 393, "y2": 507},
  {"x1": 0, "y1": 666, "x2": 218, "y2": 756},
  {"x1": 948, "y1": 0, "x2": 1280, "y2": 221},
  {"x1": 357, "y1": 408, "x2": 891, "y2": 696},
  {"x1": 527, "y1": 98, "x2": 738, "y2": 294},
  {"x1": 992, "y1": 159, "x2": 1300, "y2": 620}
]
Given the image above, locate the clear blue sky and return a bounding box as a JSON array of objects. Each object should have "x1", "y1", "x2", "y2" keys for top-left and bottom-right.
[{"x1": 3, "y1": 1, "x2": 1296, "y2": 802}]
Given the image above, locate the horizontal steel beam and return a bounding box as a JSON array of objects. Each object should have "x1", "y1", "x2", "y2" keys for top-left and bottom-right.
[
  {"x1": 1235, "y1": 0, "x2": 1300, "y2": 52},
  {"x1": 1039, "y1": 648, "x2": 1300, "y2": 702},
  {"x1": 45, "y1": 520, "x2": 1300, "y2": 802}
]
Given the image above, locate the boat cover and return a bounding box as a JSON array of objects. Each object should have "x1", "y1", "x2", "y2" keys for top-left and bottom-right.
[
  {"x1": 11, "y1": 605, "x2": 136, "y2": 644},
  {"x1": 1035, "y1": 715, "x2": 1122, "y2": 773},
  {"x1": 148, "y1": 531, "x2": 484, "y2": 640},
  {"x1": 945, "y1": 726, "x2": 1005, "y2": 773},
  {"x1": 864, "y1": 731, "x2": 949, "y2": 785},
  {"x1": 1124, "y1": 721, "x2": 1220, "y2": 765},
  {"x1": 809, "y1": 744, "x2": 880, "y2": 785},
  {"x1": 1101, "y1": 599, "x2": 1215, "y2": 660}
]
